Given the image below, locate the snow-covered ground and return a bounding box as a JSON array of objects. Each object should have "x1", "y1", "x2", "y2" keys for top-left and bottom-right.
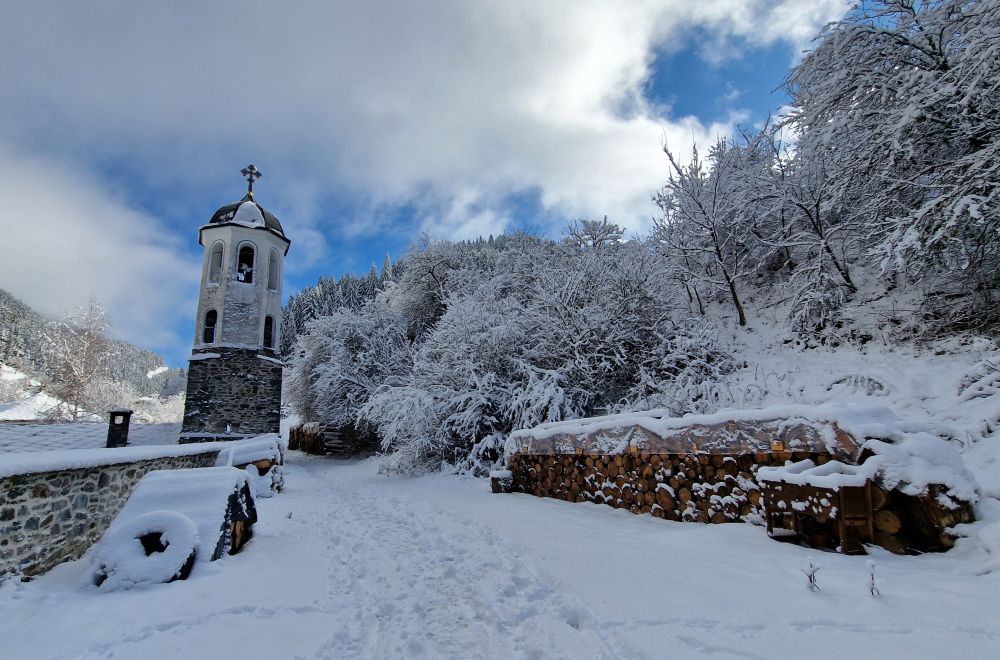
[
  {"x1": 2, "y1": 453, "x2": 999, "y2": 660},
  {"x1": 0, "y1": 362, "x2": 185, "y2": 426},
  {"x1": 0, "y1": 392, "x2": 64, "y2": 421},
  {"x1": 0, "y1": 365, "x2": 61, "y2": 421},
  {"x1": 0, "y1": 364, "x2": 28, "y2": 384},
  {"x1": 0, "y1": 422, "x2": 181, "y2": 453}
]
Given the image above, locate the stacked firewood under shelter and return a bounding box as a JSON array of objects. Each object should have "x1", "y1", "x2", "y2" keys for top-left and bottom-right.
[
  {"x1": 288, "y1": 422, "x2": 378, "y2": 458},
  {"x1": 502, "y1": 417, "x2": 862, "y2": 524},
  {"x1": 500, "y1": 407, "x2": 978, "y2": 555},
  {"x1": 759, "y1": 459, "x2": 974, "y2": 554}
]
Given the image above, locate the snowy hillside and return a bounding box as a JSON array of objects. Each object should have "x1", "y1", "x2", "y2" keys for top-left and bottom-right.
[
  {"x1": 0, "y1": 363, "x2": 184, "y2": 427},
  {"x1": 0, "y1": 393, "x2": 65, "y2": 422},
  {"x1": 0, "y1": 288, "x2": 186, "y2": 403},
  {"x1": 0, "y1": 365, "x2": 57, "y2": 421}
]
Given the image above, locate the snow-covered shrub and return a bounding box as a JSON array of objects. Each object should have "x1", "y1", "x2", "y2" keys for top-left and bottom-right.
[
  {"x1": 825, "y1": 374, "x2": 890, "y2": 398},
  {"x1": 0, "y1": 375, "x2": 26, "y2": 403},
  {"x1": 787, "y1": 266, "x2": 848, "y2": 336},
  {"x1": 286, "y1": 300, "x2": 412, "y2": 429},
  {"x1": 354, "y1": 228, "x2": 736, "y2": 475},
  {"x1": 958, "y1": 358, "x2": 1000, "y2": 403},
  {"x1": 614, "y1": 320, "x2": 737, "y2": 415},
  {"x1": 957, "y1": 354, "x2": 1000, "y2": 437}
]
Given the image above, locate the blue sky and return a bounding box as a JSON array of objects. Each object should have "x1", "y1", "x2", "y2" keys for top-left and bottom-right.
[{"x1": 0, "y1": 1, "x2": 848, "y2": 367}]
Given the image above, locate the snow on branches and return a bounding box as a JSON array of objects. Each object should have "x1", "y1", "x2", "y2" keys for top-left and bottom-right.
[
  {"x1": 289, "y1": 231, "x2": 735, "y2": 474},
  {"x1": 785, "y1": 0, "x2": 1000, "y2": 331},
  {"x1": 284, "y1": 1, "x2": 999, "y2": 473}
]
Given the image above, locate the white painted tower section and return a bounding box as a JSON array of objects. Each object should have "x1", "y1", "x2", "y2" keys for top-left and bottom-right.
[{"x1": 193, "y1": 200, "x2": 289, "y2": 351}]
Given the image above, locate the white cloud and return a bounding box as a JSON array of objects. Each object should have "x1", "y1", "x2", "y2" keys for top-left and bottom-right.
[
  {"x1": 654, "y1": 0, "x2": 849, "y2": 63},
  {"x1": 0, "y1": 1, "x2": 847, "y2": 225},
  {"x1": 0, "y1": 0, "x2": 848, "y2": 352},
  {"x1": 0, "y1": 145, "x2": 200, "y2": 354}
]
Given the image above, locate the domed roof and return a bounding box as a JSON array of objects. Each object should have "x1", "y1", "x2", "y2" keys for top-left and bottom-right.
[{"x1": 209, "y1": 192, "x2": 286, "y2": 238}]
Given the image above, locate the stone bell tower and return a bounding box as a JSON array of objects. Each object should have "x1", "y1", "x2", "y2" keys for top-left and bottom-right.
[{"x1": 180, "y1": 164, "x2": 291, "y2": 442}]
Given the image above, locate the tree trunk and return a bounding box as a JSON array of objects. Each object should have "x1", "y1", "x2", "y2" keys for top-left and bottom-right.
[
  {"x1": 822, "y1": 241, "x2": 857, "y2": 293},
  {"x1": 727, "y1": 278, "x2": 747, "y2": 326}
]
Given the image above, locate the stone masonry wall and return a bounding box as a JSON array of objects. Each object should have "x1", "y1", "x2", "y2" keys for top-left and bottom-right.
[
  {"x1": 181, "y1": 346, "x2": 282, "y2": 439},
  {"x1": 0, "y1": 451, "x2": 220, "y2": 578}
]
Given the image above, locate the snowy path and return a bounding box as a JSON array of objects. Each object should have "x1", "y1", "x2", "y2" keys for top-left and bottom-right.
[
  {"x1": 277, "y1": 456, "x2": 620, "y2": 658},
  {"x1": 2, "y1": 453, "x2": 1000, "y2": 659}
]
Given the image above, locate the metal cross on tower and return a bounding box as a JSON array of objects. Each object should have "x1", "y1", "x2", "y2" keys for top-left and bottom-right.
[{"x1": 241, "y1": 163, "x2": 262, "y2": 195}]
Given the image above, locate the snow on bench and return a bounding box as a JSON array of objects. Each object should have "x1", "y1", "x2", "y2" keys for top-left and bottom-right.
[
  {"x1": 215, "y1": 433, "x2": 286, "y2": 497},
  {"x1": 90, "y1": 466, "x2": 257, "y2": 591}
]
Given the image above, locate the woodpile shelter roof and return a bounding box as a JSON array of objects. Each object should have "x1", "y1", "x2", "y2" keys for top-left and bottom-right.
[
  {"x1": 516, "y1": 419, "x2": 859, "y2": 461},
  {"x1": 508, "y1": 405, "x2": 877, "y2": 462}
]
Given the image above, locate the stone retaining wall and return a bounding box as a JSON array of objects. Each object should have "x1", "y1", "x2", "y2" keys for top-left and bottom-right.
[{"x1": 1, "y1": 450, "x2": 221, "y2": 578}]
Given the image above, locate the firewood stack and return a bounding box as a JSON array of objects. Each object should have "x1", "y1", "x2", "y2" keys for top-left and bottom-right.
[
  {"x1": 503, "y1": 413, "x2": 976, "y2": 554},
  {"x1": 288, "y1": 422, "x2": 378, "y2": 457},
  {"x1": 760, "y1": 464, "x2": 976, "y2": 554},
  {"x1": 507, "y1": 450, "x2": 834, "y2": 523}
]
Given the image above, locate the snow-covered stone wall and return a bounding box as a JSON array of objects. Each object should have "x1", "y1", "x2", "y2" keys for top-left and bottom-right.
[{"x1": 0, "y1": 448, "x2": 222, "y2": 578}]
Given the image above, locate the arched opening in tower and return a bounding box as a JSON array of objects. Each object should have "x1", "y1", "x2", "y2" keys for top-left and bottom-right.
[{"x1": 237, "y1": 245, "x2": 255, "y2": 283}]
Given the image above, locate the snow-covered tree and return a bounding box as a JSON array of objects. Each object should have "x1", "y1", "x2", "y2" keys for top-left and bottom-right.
[
  {"x1": 286, "y1": 299, "x2": 412, "y2": 430},
  {"x1": 563, "y1": 216, "x2": 625, "y2": 251},
  {"x1": 653, "y1": 140, "x2": 766, "y2": 326},
  {"x1": 81, "y1": 378, "x2": 141, "y2": 419},
  {"x1": 785, "y1": 0, "x2": 1000, "y2": 331},
  {"x1": 356, "y1": 226, "x2": 733, "y2": 475},
  {"x1": 753, "y1": 130, "x2": 863, "y2": 331},
  {"x1": 281, "y1": 257, "x2": 398, "y2": 355},
  {"x1": 44, "y1": 300, "x2": 111, "y2": 421}
]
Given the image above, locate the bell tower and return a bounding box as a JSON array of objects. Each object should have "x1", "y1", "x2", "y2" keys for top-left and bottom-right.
[{"x1": 180, "y1": 164, "x2": 291, "y2": 442}]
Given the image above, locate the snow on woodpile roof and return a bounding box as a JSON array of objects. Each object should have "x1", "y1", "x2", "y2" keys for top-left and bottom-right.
[
  {"x1": 509, "y1": 403, "x2": 980, "y2": 503},
  {"x1": 511, "y1": 403, "x2": 973, "y2": 456},
  {"x1": 507, "y1": 404, "x2": 880, "y2": 460},
  {"x1": 759, "y1": 435, "x2": 980, "y2": 504}
]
